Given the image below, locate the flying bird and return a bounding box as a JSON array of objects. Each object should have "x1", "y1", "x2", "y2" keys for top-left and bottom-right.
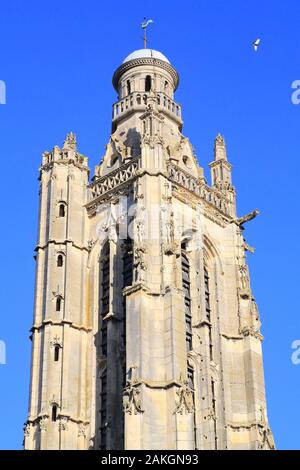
[
  {"x1": 141, "y1": 18, "x2": 154, "y2": 29},
  {"x1": 252, "y1": 38, "x2": 261, "y2": 52}
]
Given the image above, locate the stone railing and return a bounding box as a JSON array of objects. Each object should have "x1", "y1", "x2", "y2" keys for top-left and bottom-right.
[
  {"x1": 89, "y1": 158, "x2": 139, "y2": 201},
  {"x1": 87, "y1": 159, "x2": 231, "y2": 217},
  {"x1": 167, "y1": 163, "x2": 231, "y2": 216},
  {"x1": 112, "y1": 92, "x2": 182, "y2": 122}
]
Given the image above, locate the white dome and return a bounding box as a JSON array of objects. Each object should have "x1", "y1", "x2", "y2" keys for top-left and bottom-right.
[{"x1": 123, "y1": 49, "x2": 170, "y2": 64}]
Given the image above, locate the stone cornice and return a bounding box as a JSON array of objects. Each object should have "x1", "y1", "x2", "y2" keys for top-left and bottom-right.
[
  {"x1": 123, "y1": 283, "x2": 166, "y2": 298},
  {"x1": 127, "y1": 379, "x2": 184, "y2": 390},
  {"x1": 221, "y1": 333, "x2": 244, "y2": 341},
  {"x1": 31, "y1": 319, "x2": 93, "y2": 333},
  {"x1": 226, "y1": 421, "x2": 267, "y2": 431},
  {"x1": 193, "y1": 319, "x2": 212, "y2": 328},
  {"x1": 209, "y1": 158, "x2": 232, "y2": 170},
  {"x1": 112, "y1": 58, "x2": 179, "y2": 91},
  {"x1": 26, "y1": 415, "x2": 90, "y2": 427},
  {"x1": 123, "y1": 283, "x2": 151, "y2": 297},
  {"x1": 35, "y1": 240, "x2": 90, "y2": 253},
  {"x1": 221, "y1": 331, "x2": 263, "y2": 341},
  {"x1": 40, "y1": 158, "x2": 89, "y2": 174}
]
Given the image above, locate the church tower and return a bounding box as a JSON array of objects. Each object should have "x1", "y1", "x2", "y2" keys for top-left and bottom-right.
[{"x1": 24, "y1": 48, "x2": 274, "y2": 450}]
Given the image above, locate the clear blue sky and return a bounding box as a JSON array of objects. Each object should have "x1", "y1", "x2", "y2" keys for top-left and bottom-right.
[{"x1": 0, "y1": 0, "x2": 299, "y2": 450}]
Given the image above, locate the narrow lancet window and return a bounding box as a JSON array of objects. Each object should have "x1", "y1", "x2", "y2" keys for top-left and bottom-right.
[
  {"x1": 145, "y1": 75, "x2": 151, "y2": 92},
  {"x1": 59, "y1": 204, "x2": 65, "y2": 217},
  {"x1": 204, "y1": 267, "x2": 213, "y2": 361},
  {"x1": 57, "y1": 255, "x2": 63, "y2": 267},
  {"x1": 181, "y1": 243, "x2": 192, "y2": 351},
  {"x1": 52, "y1": 405, "x2": 57, "y2": 422},
  {"x1": 56, "y1": 297, "x2": 61, "y2": 312},
  {"x1": 100, "y1": 242, "x2": 110, "y2": 450},
  {"x1": 54, "y1": 345, "x2": 60, "y2": 362}
]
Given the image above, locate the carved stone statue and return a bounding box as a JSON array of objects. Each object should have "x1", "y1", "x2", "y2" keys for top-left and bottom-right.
[
  {"x1": 123, "y1": 380, "x2": 144, "y2": 415},
  {"x1": 134, "y1": 245, "x2": 147, "y2": 282},
  {"x1": 257, "y1": 406, "x2": 275, "y2": 450},
  {"x1": 174, "y1": 381, "x2": 195, "y2": 415}
]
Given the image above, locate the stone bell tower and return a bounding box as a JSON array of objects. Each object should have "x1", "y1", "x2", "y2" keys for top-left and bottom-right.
[{"x1": 24, "y1": 48, "x2": 274, "y2": 450}]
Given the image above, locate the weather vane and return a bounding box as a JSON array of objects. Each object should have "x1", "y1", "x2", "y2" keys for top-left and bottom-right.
[{"x1": 141, "y1": 18, "x2": 153, "y2": 49}]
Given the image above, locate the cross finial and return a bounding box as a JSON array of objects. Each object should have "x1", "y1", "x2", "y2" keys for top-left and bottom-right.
[{"x1": 141, "y1": 18, "x2": 153, "y2": 49}]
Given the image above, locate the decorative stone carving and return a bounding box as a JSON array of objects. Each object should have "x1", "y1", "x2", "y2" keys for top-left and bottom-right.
[
  {"x1": 52, "y1": 289, "x2": 63, "y2": 301},
  {"x1": 161, "y1": 185, "x2": 178, "y2": 254},
  {"x1": 58, "y1": 416, "x2": 69, "y2": 431},
  {"x1": 78, "y1": 423, "x2": 86, "y2": 438},
  {"x1": 141, "y1": 134, "x2": 164, "y2": 149},
  {"x1": 50, "y1": 336, "x2": 62, "y2": 348},
  {"x1": 257, "y1": 406, "x2": 275, "y2": 450},
  {"x1": 161, "y1": 204, "x2": 174, "y2": 243},
  {"x1": 238, "y1": 264, "x2": 250, "y2": 295},
  {"x1": 111, "y1": 134, "x2": 127, "y2": 159},
  {"x1": 135, "y1": 180, "x2": 144, "y2": 200},
  {"x1": 204, "y1": 409, "x2": 216, "y2": 421},
  {"x1": 123, "y1": 380, "x2": 144, "y2": 415},
  {"x1": 39, "y1": 416, "x2": 48, "y2": 432},
  {"x1": 236, "y1": 210, "x2": 259, "y2": 227},
  {"x1": 174, "y1": 381, "x2": 195, "y2": 415},
  {"x1": 24, "y1": 422, "x2": 31, "y2": 437},
  {"x1": 134, "y1": 205, "x2": 146, "y2": 243},
  {"x1": 112, "y1": 57, "x2": 179, "y2": 93},
  {"x1": 167, "y1": 162, "x2": 231, "y2": 217},
  {"x1": 101, "y1": 205, "x2": 118, "y2": 243},
  {"x1": 243, "y1": 241, "x2": 255, "y2": 253},
  {"x1": 64, "y1": 132, "x2": 77, "y2": 150},
  {"x1": 135, "y1": 221, "x2": 144, "y2": 243},
  {"x1": 87, "y1": 238, "x2": 97, "y2": 251},
  {"x1": 241, "y1": 325, "x2": 262, "y2": 340},
  {"x1": 251, "y1": 298, "x2": 262, "y2": 331},
  {"x1": 49, "y1": 394, "x2": 59, "y2": 406},
  {"x1": 89, "y1": 159, "x2": 138, "y2": 202},
  {"x1": 133, "y1": 243, "x2": 147, "y2": 282}
]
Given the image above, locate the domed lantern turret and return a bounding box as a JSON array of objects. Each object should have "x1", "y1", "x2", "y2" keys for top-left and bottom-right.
[{"x1": 111, "y1": 48, "x2": 182, "y2": 133}]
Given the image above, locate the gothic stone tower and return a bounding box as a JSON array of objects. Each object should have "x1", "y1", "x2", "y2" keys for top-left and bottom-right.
[{"x1": 24, "y1": 49, "x2": 274, "y2": 450}]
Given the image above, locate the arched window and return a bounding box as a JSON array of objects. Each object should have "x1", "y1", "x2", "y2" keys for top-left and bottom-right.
[
  {"x1": 56, "y1": 297, "x2": 61, "y2": 312},
  {"x1": 143, "y1": 94, "x2": 147, "y2": 104},
  {"x1": 145, "y1": 75, "x2": 151, "y2": 92},
  {"x1": 136, "y1": 94, "x2": 141, "y2": 105},
  {"x1": 181, "y1": 243, "x2": 192, "y2": 351},
  {"x1": 204, "y1": 267, "x2": 213, "y2": 361},
  {"x1": 59, "y1": 204, "x2": 65, "y2": 217},
  {"x1": 54, "y1": 345, "x2": 60, "y2": 362},
  {"x1": 126, "y1": 80, "x2": 131, "y2": 95},
  {"x1": 100, "y1": 242, "x2": 109, "y2": 450},
  {"x1": 57, "y1": 254, "x2": 63, "y2": 267},
  {"x1": 52, "y1": 405, "x2": 57, "y2": 422},
  {"x1": 188, "y1": 363, "x2": 197, "y2": 445},
  {"x1": 164, "y1": 81, "x2": 169, "y2": 94},
  {"x1": 123, "y1": 238, "x2": 133, "y2": 288}
]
